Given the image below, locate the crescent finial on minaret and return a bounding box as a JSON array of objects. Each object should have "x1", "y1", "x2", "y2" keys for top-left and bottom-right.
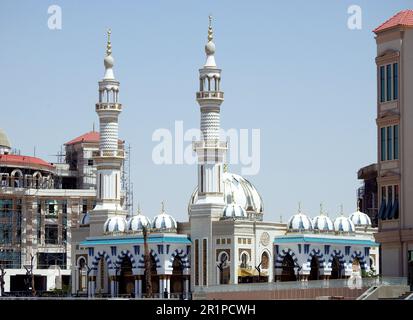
[
  {"x1": 208, "y1": 15, "x2": 213, "y2": 42},
  {"x1": 106, "y1": 28, "x2": 112, "y2": 56}
]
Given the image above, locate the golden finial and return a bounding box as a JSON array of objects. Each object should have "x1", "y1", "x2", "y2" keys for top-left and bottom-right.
[
  {"x1": 298, "y1": 201, "x2": 302, "y2": 213},
  {"x1": 137, "y1": 202, "x2": 141, "y2": 215},
  {"x1": 208, "y1": 15, "x2": 213, "y2": 42},
  {"x1": 357, "y1": 199, "x2": 361, "y2": 211},
  {"x1": 340, "y1": 204, "x2": 344, "y2": 216},
  {"x1": 320, "y1": 203, "x2": 324, "y2": 215},
  {"x1": 223, "y1": 163, "x2": 228, "y2": 173},
  {"x1": 106, "y1": 28, "x2": 112, "y2": 56},
  {"x1": 280, "y1": 215, "x2": 283, "y2": 223},
  {"x1": 161, "y1": 201, "x2": 165, "y2": 213}
]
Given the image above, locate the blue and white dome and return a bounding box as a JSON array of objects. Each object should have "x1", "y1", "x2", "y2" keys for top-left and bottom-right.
[
  {"x1": 288, "y1": 210, "x2": 313, "y2": 232},
  {"x1": 80, "y1": 212, "x2": 90, "y2": 225},
  {"x1": 312, "y1": 214, "x2": 334, "y2": 232},
  {"x1": 222, "y1": 203, "x2": 247, "y2": 219},
  {"x1": 152, "y1": 203, "x2": 177, "y2": 233},
  {"x1": 349, "y1": 209, "x2": 371, "y2": 227},
  {"x1": 127, "y1": 209, "x2": 151, "y2": 233},
  {"x1": 334, "y1": 215, "x2": 355, "y2": 233},
  {"x1": 103, "y1": 216, "x2": 127, "y2": 234},
  {"x1": 189, "y1": 172, "x2": 264, "y2": 218}
]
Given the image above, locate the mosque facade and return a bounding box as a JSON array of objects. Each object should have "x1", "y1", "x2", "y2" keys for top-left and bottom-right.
[{"x1": 70, "y1": 19, "x2": 379, "y2": 298}]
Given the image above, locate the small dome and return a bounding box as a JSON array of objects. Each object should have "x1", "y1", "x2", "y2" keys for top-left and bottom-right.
[
  {"x1": 127, "y1": 209, "x2": 151, "y2": 233},
  {"x1": 349, "y1": 209, "x2": 371, "y2": 227},
  {"x1": 222, "y1": 203, "x2": 247, "y2": 219},
  {"x1": 312, "y1": 214, "x2": 334, "y2": 232},
  {"x1": 80, "y1": 212, "x2": 90, "y2": 226},
  {"x1": 103, "y1": 216, "x2": 127, "y2": 234},
  {"x1": 0, "y1": 128, "x2": 11, "y2": 149},
  {"x1": 152, "y1": 203, "x2": 177, "y2": 233},
  {"x1": 334, "y1": 215, "x2": 355, "y2": 233},
  {"x1": 288, "y1": 208, "x2": 313, "y2": 232}
]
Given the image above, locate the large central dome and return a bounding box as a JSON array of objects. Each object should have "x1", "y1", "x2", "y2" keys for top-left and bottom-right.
[{"x1": 188, "y1": 172, "x2": 264, "y2": 219}]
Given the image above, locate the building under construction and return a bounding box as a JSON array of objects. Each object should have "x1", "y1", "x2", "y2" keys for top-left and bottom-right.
[{"x1": 0, "y1": 128, "x2": 130, "y2": 293}]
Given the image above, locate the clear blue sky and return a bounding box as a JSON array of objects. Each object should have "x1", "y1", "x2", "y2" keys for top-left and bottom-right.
[{"x1": 0, "y1": 0, "x2": 411, "y2": 222}]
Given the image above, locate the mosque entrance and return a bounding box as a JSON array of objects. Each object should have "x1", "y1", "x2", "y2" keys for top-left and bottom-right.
[
  {"x1": 281, "y1": 254, "x2": 296, "y2": 281},
  {"x1": 119, "y1": 256, "x2": 134, "y2": 296},
  {"x1": 331, "y1": 256, "x2": 343, "y2": 279},
  {"x1": 171, "y1": 256, "x2": 183, "y2": 295},
  {"x1": 309, "y1": 256, "x2": 320, "y2": 280}
]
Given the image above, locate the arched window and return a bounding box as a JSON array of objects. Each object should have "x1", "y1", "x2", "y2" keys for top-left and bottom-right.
[
  {"x1": 261, "y1": 252, "x2": 269, "y2": 269},
  {"x1": 240, "y1": 252, "x2": 249, "y2": 269}
]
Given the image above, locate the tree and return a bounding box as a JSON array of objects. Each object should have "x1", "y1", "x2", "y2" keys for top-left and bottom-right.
[{"x1": 143, "y1": 226, "x2": 152, "y2": 297}]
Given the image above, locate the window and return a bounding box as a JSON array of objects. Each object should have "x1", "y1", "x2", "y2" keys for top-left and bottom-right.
[
  {"x1": 380, "y1": 125, "x2": 399, "y2": 161},
  {"x1": 394, "y1": 125, "x2": 399, "y2": 160},
  {"x1": 45, "y1": 225, "x2": 59, "y2": 244},
  {"x1": 195, "y1": 239, "x2": 199, "y2": 286},
  {"x1": 380, "y1": 185, "x2": 400, "y2": 220},
  {"x1": 386, "y1": 64, "x2": 392, "y2": 101},
  {"x1": 87, "y1": 159, "x2": 93, "y2": 166},
  {"x1": 227, "y1": 238, "x2": 231, "y2": 244},
  {"x1": 380, "y1": 66, "x2": 385, "y2": 102},
  {"x1": 216, "y1": 239, "x2": 220, "y2": 245},
  {"x1": 221, "y1": 238, "x2": 226, "y2": 245},
  {"x1": 202, "y1": 239, "x2": 207, "y2": 286},
  {"x1": 393, "y1": 63, "x2": 398, "y2": 100},
  {"x1": 381, "y1": 127, "x2": 386, "y2": 161},
  {"x1": 82, "y1": 199, "x2": 87, "y2": 214},
  {"x1": 387, "y1": 126, "x2": 393, "y2": 161},
  {"x1": 379, "y1": 63, "x2": 398, "y2": 102}
]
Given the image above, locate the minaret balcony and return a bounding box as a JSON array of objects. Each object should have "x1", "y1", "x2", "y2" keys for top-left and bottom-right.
[
  {"x1": 95, "y1": 103, "x2": 122, "y2": 112},
  {"x1": 196, "y1": 91, "x2": 224, "y2": 100},
  {"x1": 92, "y1": 149, "x2": 125, "y2": 158},
  {"x1": 193, "y1": 140, "x2": 228, "y2": 151}
]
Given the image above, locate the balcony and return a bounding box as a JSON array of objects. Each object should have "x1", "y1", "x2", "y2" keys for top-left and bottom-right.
[
  {"x1": 95, "y1": 103, "x2": 122, "y2": 112},
  {"x1": 92, "y1": 150, "x2": 125, "y2": 158},
  {"x1": 192, "y1": 140, "x2": 228, "y2": 150},
  {"x1": 196, "y1": 91, "x2": 224, "y2": 100}
]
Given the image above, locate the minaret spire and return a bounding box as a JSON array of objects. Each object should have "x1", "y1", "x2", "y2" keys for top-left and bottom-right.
[
  {"x1": 89, "y1": 29, "x2": 126, "y2": 236},
  {"x1": 193, "y1": 15, "x2": 226, "y2": 198}
]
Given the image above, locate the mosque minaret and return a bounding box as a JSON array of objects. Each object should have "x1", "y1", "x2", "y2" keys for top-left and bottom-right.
[{"x1": 89, "y1": 29, "x2": 127, "y2": 237}]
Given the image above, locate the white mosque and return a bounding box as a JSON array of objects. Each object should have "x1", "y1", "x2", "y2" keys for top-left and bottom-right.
[{"x1": 71, "y1": 18, "x2": 379, "y2": 298}]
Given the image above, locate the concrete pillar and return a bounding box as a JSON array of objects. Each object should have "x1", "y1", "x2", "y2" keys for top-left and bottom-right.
[
  {"x1": 184, "y1": 278, "x2": 189, "y2": 299},
  {"x1": 134, "y1": 279, "x2": 138, "y2": 298},
  {"x1": 159, "y1": 277, "x2": 164, "y2": 298},
  {"x1": 110, "y1": 277, "x2": 116, "y2": 297},
  {"x1": 138, "y1": 278, "x2": 142, "y2": 298},
  {"x1": 166, "y1": 277, "x2": 170, "y2": 298}
]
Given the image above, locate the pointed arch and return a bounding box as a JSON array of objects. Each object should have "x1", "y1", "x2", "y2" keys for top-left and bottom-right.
[
  {"x1": 349, "y1": 250, "x2": 366, "y2": 270},
  {"x1": 275, "y1": 248, "x2": 298, "y2": 268},
  {"x1": 306, "y1": 248, "x2": 325, "y2": 269},
  {"x1": 115, "y1": 249, "x2": 137, "y2": 269},
  {"x1": 91, "y1": 250, "x2": 113, "y2": 272},
  {"x1": 168, "y1": 248, "x2": 190, "y2": 270},
  {"x1": 327, "y1": 249, "x2": 345, "y2": 269},
  {"x1": 138, "y1": 249, "x2": 160, "y2": 270}
]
